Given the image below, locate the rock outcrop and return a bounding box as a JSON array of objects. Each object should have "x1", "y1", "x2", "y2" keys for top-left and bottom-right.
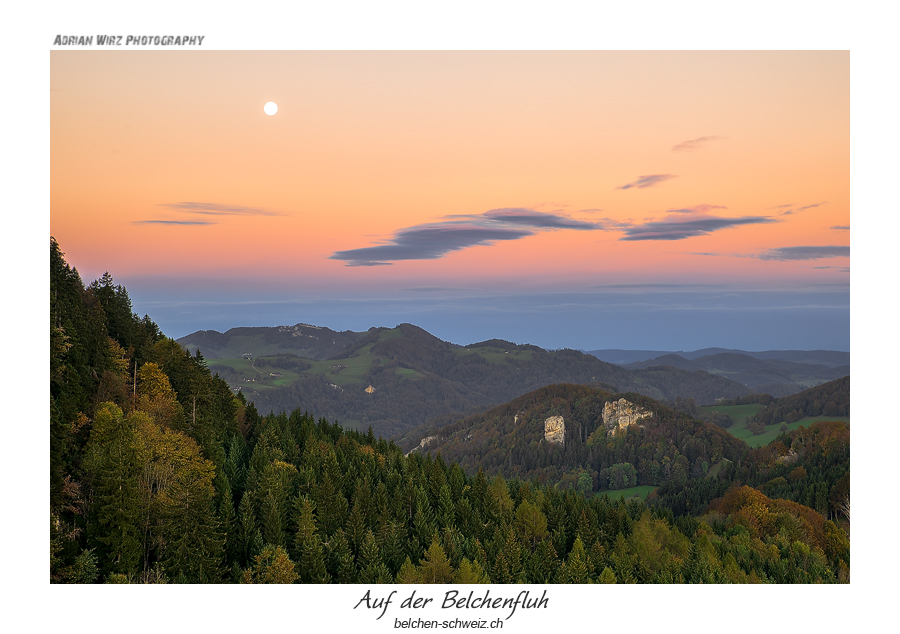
[
  {"x1": 544, "y1": 415, "x2": 565, "y2": 444},
  {"x1": 602, "y1": 398, "x2": 652, "y2": 436},
  {"x1": 406, "y1": 435, "x2": 440, "y2": 456}
]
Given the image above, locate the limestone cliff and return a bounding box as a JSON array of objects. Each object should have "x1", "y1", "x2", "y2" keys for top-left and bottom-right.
[
  {"x1": 544, "y1": 415, "x2": 565, "y2": 444},
  {"x1": 602, "y1": 398, "x2": 652, "y2": 436},
  {"x1": 406, "y1": 435, "x2": 440, "y2": 456}
]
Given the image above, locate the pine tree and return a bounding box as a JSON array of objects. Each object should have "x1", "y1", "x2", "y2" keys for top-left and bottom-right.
[
  {"x1": 357, "y1": 530, "x2": 391, "y2": 583},
  {"x1": 562, "y1": 536, "x2": 591, "y2": 583},
  {"x1": 454, "y1": 557, "x2": 490, "y2": 583},
  {"x1": 240, "y1": 545, "x2": 298, "y2": 584},
  {"x1": 325, "y1": 530, "x2": 356, "y2": 583},
  {"x1": 294, "y1": 497, "x2": 330, "y2": 583},
  {"x1": 417, "y1": 539, "x2": 455, "y2": 584},
  {"x1": 83, "y1": 404, "x2": 147, "y2": 576}
]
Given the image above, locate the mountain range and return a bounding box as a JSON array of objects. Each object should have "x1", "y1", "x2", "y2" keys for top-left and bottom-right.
[{"x1": 177, "y1": 323, "x2": 848, "y2": 440}]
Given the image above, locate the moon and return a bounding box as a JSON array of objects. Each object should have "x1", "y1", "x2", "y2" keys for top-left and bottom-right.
[{"x1": 264, "y1": 101, "x2": 278, "y2": 116}]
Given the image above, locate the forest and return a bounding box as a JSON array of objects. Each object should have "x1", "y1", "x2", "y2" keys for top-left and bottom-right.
[{"x1": 49, "y1": 238, "x2": 849, "y2": 583}]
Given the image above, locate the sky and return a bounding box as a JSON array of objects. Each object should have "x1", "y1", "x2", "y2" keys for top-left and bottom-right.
[{"x1": 50, "y1": 50, "x2": 850, "y2": 351}]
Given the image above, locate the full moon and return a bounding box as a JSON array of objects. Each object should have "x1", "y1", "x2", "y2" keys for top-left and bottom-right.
[{"x1": 264, "y1": 101, "x2": 278, "y2": 116}]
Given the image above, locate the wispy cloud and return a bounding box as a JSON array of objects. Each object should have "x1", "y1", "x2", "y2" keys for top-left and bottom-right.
[
  {"x1": 769, "y1": 201, "x2": 827, "y2": 216},
  {"x1": 811, "y1": 266, "x2": 850, "y2": 272},
  {"x1": 482, "y1": 208, "x2": 602, "y2": 230},
  {"x1": 133, "y1": 220, "x2": 214, "y2": 225},
  {"x1": 619, "y1": 207, "x2": 777, "y2": 241},
  {"x1": 617, "y1": 174, "x2": 677, "y2": 190},
  {"x1": 159, "y1": 202, "x2": 283, "y2": 216},
  {"x1": 136, "y1": 201, "x2": 284, "y2": 226},
  {"x1": 666, "y1": 204, "x2": 727, "y2": 214},
  {"x1": 757, "y1": 246, "x2": 850, "y2": 261},
  {"x1": 831, "y1": 225, "x2": 850, "y2": 230},
  {"x1": 331, "y1": 208, "x2": 606, "y2": 266},
  {"x1": 331, "y1": 223, "x2": 533, "y2": 266},
  {"x1": 671, "y1": 136, "x2": 725, "y2": 152}
]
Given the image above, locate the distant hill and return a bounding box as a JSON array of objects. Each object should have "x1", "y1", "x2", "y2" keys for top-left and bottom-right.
[
  {"x1": 178, "y1": 322, "x2": 756, "y2": 439},
  {"x1": 177, "y1": 323, "x2": 364, "y2": 360},
  {"x1": 588, "y1": 348, "x2": 850, "y2": 368},
  {"x1": 748, "y1": 375, "x2": 850, "y2": 428},
  {"x1": 622, "y1": 352, "x2": 849, "y2": 396}
]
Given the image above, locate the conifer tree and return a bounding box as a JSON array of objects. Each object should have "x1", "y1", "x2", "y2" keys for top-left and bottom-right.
[
  {"x1": 454, "y1": 558, "x2": 490, "y2": 583},
  {"x1": 357, "y1": 530, "x2": 391, "y2": 583},
  {"x1": 417, "y1": 539, "x2": 455, "y2": 583},
  {"x1": 240, "y1": 545, "x2": 298, "y2": 584},
  {"x1": 294, "y1": 497, "x2": 330, "y2": 583},
  {"x1": 325, "y1": 529, "x2": 356, "y2": 583},
  {"x1": 84, "y1": 404, "x2": 147, "y2": 576}
]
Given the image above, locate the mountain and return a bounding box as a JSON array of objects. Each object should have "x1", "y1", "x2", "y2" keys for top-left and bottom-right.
[
  {"x1": 623, "y1": 352, "x2": 850, "y2": 396},
  {"x1": 587, "y1": 347, "x2": 850, "y2": 368},
  {"x1": 177, "y1": 323, "x2": 364, "y2": 359},
  {"x1": 179, "y1": 323, "x2": 757, "y2": 439},
  {"x1": 403, "y1": 383, "x2": 750, "y2": 492}
]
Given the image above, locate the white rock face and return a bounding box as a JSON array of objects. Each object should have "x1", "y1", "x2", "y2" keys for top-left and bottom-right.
[
  {"x1": 544, "y1": 416, "x2": 565, "y2": 444},
  {"x1": 602, "y1": 398, "x2": 652, "y2": 436},
  {"x1": 406, "y1": 435, "x2": 440, "y2": 456}
]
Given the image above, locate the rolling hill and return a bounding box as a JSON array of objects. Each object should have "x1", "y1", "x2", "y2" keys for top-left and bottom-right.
[
  {"x1": 177, "y1": 323, "x2": 758, "y2": 439},
  {"x1": 621, "y1": 352, "x2": 848, "y2": 396}
]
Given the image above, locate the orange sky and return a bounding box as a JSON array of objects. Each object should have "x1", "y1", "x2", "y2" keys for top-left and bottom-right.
[{"x1": 51, "y1": 51, "x2": 849, "y2": 291}]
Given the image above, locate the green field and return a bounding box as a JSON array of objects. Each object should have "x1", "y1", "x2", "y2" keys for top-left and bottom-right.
[
  {"x1": 701, "y1": 403, "x2": 850, "y2": 447},
  {"x1": 731, "y1": 415, "x2": 850, "y2": 447},
  {"x1": 597, "y1": 485, "x2": 657, "y2": 502},
  {"x1": 699, "y1": 403, "x2": 764, "y2": 426}
]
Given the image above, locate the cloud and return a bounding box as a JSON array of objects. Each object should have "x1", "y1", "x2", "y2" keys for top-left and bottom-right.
[
  {"x1": 137, "y1": 202, "x2": 285, "y2": 226},
  {"x1": 133, "y1": 220, "x2": 214, "y2": 225},
  {"x1": 619, "y1": 210, "x2": 777, "y2": 241},
  {"x1": 331, "y1": 222, "x2": 534, "y2": 266},
  {"x1": 331, "y1": 208, "x2": 606, "y2": 266},
  {"x1": 757, "y1": 246, "x2": 850, "y2": 261},
  {"x1": 579, "y1": 208, "x2": 604, "y2": 213},
  {"x1": 617, "y1": 174, "x2": 677, "y2": 190},
  {"x1": 671, "y1": 136, "x2": 725, "y2": 152},
  {"x1": 159, "y1": 202, "x2": 283, "y2": 216},
  {"x1": 666, "y1": 204, "x2": 727, "y2": 214},
  {"x1": 831, "y1": 225, "x2": 850, "y2": 230},
  {"x1": 482, "y1": 208, "x2": 602, "y2": 230},
  {"x1": 811, "y1": 266, "x2": 850, "y2": 272},
  {"x1": 771, "y1": 201, "x2": 826, "y2": 216}
]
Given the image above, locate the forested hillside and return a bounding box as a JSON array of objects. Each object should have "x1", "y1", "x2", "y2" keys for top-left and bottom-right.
[
  {"x1": 405, "y1": 384, "x2": 749, "y2": 493},
  {"x1": 182, "y1": 322, "x2": 756, "y2": 439},
  {"x1": 748, "y1": 376, "x2": 850, "y2": 427},
  {"x1": 49, "y1": 238, "x2": 849, "y2": 583}
]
